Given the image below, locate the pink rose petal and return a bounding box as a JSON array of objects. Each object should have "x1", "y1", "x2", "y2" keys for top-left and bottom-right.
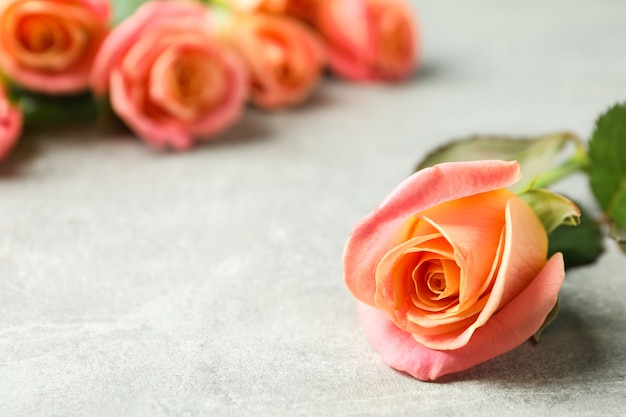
[
  {"x1": 357, "y1": 253, "x2": 565, "y2": 381},
  {"x1": 344, "y1": 160, "x2": 521, "y2": 307}
]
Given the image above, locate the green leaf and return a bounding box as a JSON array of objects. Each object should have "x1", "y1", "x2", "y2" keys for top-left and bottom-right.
[
  {"x1": 415, "y1": 132, "x2": 583, "y2": 192},
  {"x1": 533, "y1": 300, "x2": 559, "y2": 342},
  {"x1": 8, "y1": 86, "x2": 97, "y2": 130},
  {"x1": 589, "y1": 102, "x2": 626, "y2": 231},
  {"x1": 548, "y1": 204, "x2": 604, "y2": 267},
  {"x1": 110, "y1": 0, "x2": 147, "y2": 24}
]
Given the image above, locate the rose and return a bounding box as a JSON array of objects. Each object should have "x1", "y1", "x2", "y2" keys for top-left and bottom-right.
[
  {"x1": 226, "y1": 0, "x2": 319, "y2": 22},
  {"x1": 315, "y1": 0, "x2": 417, "y2": 82},
  {"x1": 343, "y1": 160, "x2": 565, "y2": 380},
  {"x1": 90, "y1": 1, "x2": 247, "y2": 150},
  {"x1": 0, "y1": 0, "x2": 110, "y2": 94},
  {"x1": 90, "y1": 0, "x2": 247, "y2": 149},
  {"x1": 0, "y1": 83, "x2": 23, "y2": 160},
  {"x1": 222, "y1": 13, "x2": 325, "y2": 109}
]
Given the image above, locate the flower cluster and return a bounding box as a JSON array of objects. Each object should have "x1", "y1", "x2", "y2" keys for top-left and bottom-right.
[{"x1": 0, "y1": 0, "x2": 418, "y2": 157}]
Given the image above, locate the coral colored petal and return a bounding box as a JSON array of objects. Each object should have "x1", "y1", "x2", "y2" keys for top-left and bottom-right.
[
  {"x1": 343, "y1": 160, "x2": 521, "y2": 307},
  {"x1": 316, "y1": 0, "x2": 374, "y2": 81},
  {"x1": 226, "y1": 13, "x2": 324, "y2": 109},
  {"x1": 318, "y1": 0, "x2": 373, "y2": 62},
  {"x1": 189, "y1": 49, "x2": 248, "y2": 139},
  {"x1": 109, "y1": 70, "x2": 192, "y2": 150},
  {"x1": 375, "y1": 232, "x2": 443, "y2": 311},
  {"x1": 93, "y1": 1, "x2": 247, "y2": 149},
  {"x1": 369, "y1": 0, "x2": 417, "y2": 80},
  {"x1": 414, "y1": 195, "x2": 548, "y2": 350},
  {"x1": 317, "y1": 0, "x2": 417, "y2": 81},
  {"x1": 357, "y1": 253, "x2": 565, "y2": 381},
  {"x1": 0, "y1": 0, "x2": 109, "y2": 94},
  {"x1": 90, "y1": 1, "x2": 210, "y2": 94},
  {"x1": 417, "y1": 189, "x2": 512, "y2": 305},
  {"x1": 81, "y1": 0, "x2": 111, "y2": 20},
  {"x1": 497, "y1": 196, "x2": 550, "y2": 307}
]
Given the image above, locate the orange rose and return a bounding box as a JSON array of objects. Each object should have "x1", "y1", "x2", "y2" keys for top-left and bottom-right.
[
  {"x1": 90, "y1": 1, "x2": 247, "y2": 150},
  {"x1": 316, "y1": 0, "x2": 417, "y2": 82},
  {"x1": 223, "y1": 13, "x2": 325, "y2": 109},
  {"x1": 0, "y1": 0, "x2": 110, "y2": 94},
  {"x1": 344, "y1": 160, "x2": 565, "y2": 380},
  {"x1": 0, "y1": 83, "x2": 22, "y2": 160},
  {"x1": 227, "y1": 0, "x2": 319, "y2": 22}
]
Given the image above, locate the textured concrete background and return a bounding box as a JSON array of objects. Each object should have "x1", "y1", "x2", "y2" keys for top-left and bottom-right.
[{"x1": 1, "y1": 0, "x2": 626, "y2": 415}]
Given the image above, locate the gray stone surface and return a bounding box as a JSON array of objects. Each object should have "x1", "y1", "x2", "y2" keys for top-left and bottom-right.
[{"x1": 1, "y1": 0, "x2": 626, "y2": 415}]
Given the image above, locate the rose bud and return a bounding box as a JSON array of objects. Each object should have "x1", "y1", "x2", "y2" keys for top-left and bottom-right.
[
  {"x1": 226, "y1": 0, "x2": 320, "y2": 23},
  {"x1": 90, "y1": 1, "x2": 247, "y2": 150},
  {"x1": 344, "y1": 160, "x2": 566, "y2": 380},
  {"x1": 0, "y1": 0, "x2": 110, "y2": 94},
  {"x1": 221, "y1": 12, "x2": 325, "y2": 109},
  {"x1": 316, "y1": 0, "x2": 418, "y2": 82}
]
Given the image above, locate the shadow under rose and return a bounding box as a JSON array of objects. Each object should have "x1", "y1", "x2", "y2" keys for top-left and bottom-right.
[
  {"x1": 0, "y1": 123, "x2": 115, "y2": 178},
  {"x1": 0, "y1": 133, "x2": 41, "y2": 178},
  {"x1": 89, "y1": 111, "x2": 277, "y2": 151},
  {"x1": 432, "y1": 304, "x2": 605, "y2": 385},
  {"x1": 0, "y1": 109, "x2": 277, "y2": 171},
  {"x1": 403, "y1": 60, "x2": 447, "y2": 85},
  {"x1": 322, "y1": 59, "x2": 445, "y2": 87},
  {"x1": 200, "y1": 109, "x2": 275, "y2": 149},
  {"x1": 282, "y1": 85, "x2": 339, "y2": 113}
]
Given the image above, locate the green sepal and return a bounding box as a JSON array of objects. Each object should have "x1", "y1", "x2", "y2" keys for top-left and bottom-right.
[
  {"x1": 518, "y1": 188, "x2": 580, "y2": 234},
  {"x1": 548, "y1": 203, "x2": 604, "y2": 267},
  {"x1": 533, "y1": 300, "x2": 559, "y2": 342},
  {"x1": 588, "y1": 102, "x2": 626, "y2": 232},
  {"x1": 415, "y1": 132, "x2": 584, "y2": 192}
]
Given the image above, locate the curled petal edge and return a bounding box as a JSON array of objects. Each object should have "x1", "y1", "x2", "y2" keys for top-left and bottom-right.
[
  {"x1": 356, "y1": 253, "x2": 565, "y2": 381},
  {"x1": 344, "y1": 160, "x2": 521, "y2": 307}
]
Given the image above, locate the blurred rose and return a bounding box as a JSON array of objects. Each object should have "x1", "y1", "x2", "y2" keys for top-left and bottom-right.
[
  {"x1": 0, "y1": 0, "x2": 110, "y2": 94},
  {"x1": 316, "y1": 0, "x2": 417, "y2": 82},
  {"x1": 0, "y1": 83, "x2": 22, "y2": 161},
  {"x1": 227, "y1": 0, "x2": 319, "y2": 22},
  {"x1": 223, "y1": 13, "x2": 325, "y2": 109},
  {"x1": 90, "y1": 1, "x2": 247, "y2": 150}
]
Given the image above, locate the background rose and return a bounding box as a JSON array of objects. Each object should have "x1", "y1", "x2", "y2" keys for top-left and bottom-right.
[
  {"x1": 227, "y1": 0, "x2": 319, "y2": 22},
  {"x1": 90, "y1": 1, "x2": 247, "y2": 150},
  {"x1": 0, "y1": 83, "x2": 23, "y2": 160},
  {"x1": 223, "y1": 13, "x2": 325, "y2": 109},
  {"x1": 343, "y1": 160, "x2": 565, "y2": 380},
  {"x1": 0, "y1": 0, "x2": 110, "y2": 94},
  {"x1": 316, "y1": 0, "x2": 417, "y2": 82}
]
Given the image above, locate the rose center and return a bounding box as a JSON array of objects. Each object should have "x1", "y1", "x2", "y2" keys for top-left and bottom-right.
[
  {"x1": 408, "y1": 253, "x2": 461, "y2": 311},
  {"x1": 416, "y1": 259, "x2": 448, "y2": 298},
  {"x1": 17, "y1": 16, "x2": 67, "y2": 54},
  {"x1": 427, "y1": 273, "x2": 446, "y2": 294},
  {"x1": 150, "y1": 48, "x2": 228, "y2": 121},
  {"x1": 173, "y1": 61, "x2": 203, "y2": 99}
]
